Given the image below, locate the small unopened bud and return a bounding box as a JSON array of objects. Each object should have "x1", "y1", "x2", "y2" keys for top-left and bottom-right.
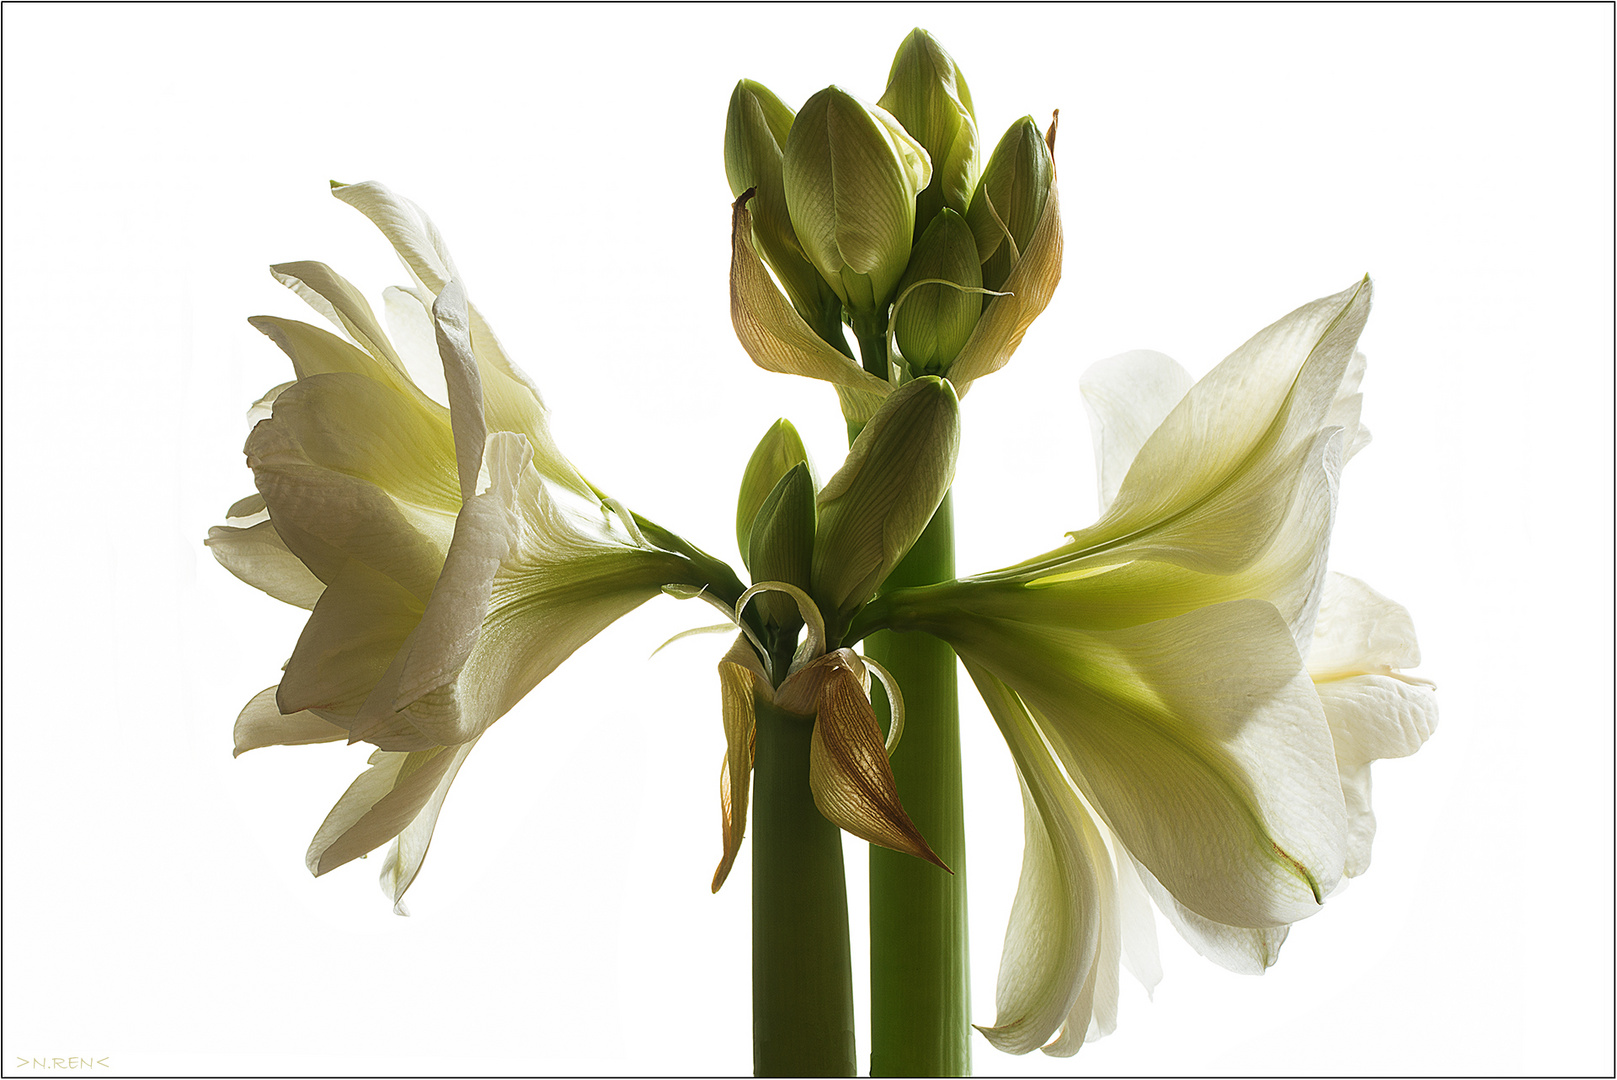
[
  {"x1": 736, "y1": 418, "x2": 812, "y2": 564},
  {"x1": 783, "y1": 86, "x2": 933, "y2": 317},
  {"x1": 811, "y1": 377, "x2": 960, "y2": 633},
  {"x1": 877, "y1": 28, "x2": 980, "y2": 238},
  {"x1": 891, "y1": 208, "x2": 982, "y2": 377},
  {"x1": 725, "y1": 80, "x2": 843, "y2": 333},
  {"x1": 747, "y1": 463, "x2": 817, "y2": 631},
  {"x1": 966, "y1": 116, "x2": 1053, "y2": 296}
]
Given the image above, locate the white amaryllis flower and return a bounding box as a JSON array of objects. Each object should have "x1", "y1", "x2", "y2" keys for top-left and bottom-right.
[
  {"x1": 859, "y1": 279, "x2": 1436, "y2": 1052},
  {"x1": 210, "y1": 183, "x2": 717, "y2": 913}
]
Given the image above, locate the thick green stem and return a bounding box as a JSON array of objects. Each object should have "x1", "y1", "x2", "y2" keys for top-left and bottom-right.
[
  {"x1": 752, "y1": 698, "x2": 856, "y2": 1077},
  {"x1": 865, "y1": 493, "x2": 970, "y2": 1076}
]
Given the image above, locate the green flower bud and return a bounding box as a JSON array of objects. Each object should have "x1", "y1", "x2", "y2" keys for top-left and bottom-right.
[
  {"x1": 891, "y1": 208, "x2": 982, "y2": 377},
  {"x1": 724, "y1": 80, "x2": 844, "y2": 334},
  {"x1": 811, "y1": 377, "x2": 959, "y2": 635},
  {"x1": 736, "y1": 417, "x2": 812, "y2": 565},
  {"x1": 746, "y1": 463, "x2": 817, "y2": 631},
  {"x1": 783, "y1": 86, "x2": 932, "y2": 317},
  {"x1": 965, "y1": 115, "x2": 1053, "y2": 296},
  {"x1": 877, "y1": 28, "x2": 980, "y2": 238}
]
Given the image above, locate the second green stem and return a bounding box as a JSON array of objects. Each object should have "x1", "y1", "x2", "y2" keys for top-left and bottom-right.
[{"x1": 865, "y1": 493, "x2": 971, "y2": 1077}]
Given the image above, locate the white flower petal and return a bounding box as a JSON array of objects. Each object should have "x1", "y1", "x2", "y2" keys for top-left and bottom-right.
[
  {"x1": 231, "y1": 686, "x2": 348, "y2": 757},
  {"x1": 247, "y1": 382, "x2": 294, "y2": 426},
  {"x1": 945, "y1": 599, "x2": 1347, "y2": 928},
  {"x1": 305, "y1": 743, "x2": 465, "y2": 876},
  {"x1": 1309, "y1": 571, "x2": 1423, "y2": 675},
  {"x1": 965, "y1": 661, "x2": 1106, "y2": 1056},
  {"x1": 347, "y1": 433, "x2": 530, "y2": 749},
  {"x1": 330, "y1": 181, "x2": 459, "y2": 292},
  {"x1": 226, "y1": 493, "x2": 268, "y2": 523},
  {"x1": 1084, "y1": 279, "x2": 1370, "y2": 556},
  {"x1": 206, "y1": 519, "x2": 325, "y2": 609},
  {"x1": 1110, "y1": 837, "x2": 1162, "y2": 997},
  {"x1": 397, "y1": 434, "x2": 528, "y2": 700},
  {"x1": 331, "y1": 180, "x2": 594, "y2": 501},
  {"x1": 270, "y1": 260, "x2": 410, "y2": 380},
  {"x1": 378, "y1": 736, "x2": 480, "y2": 915},
  {"x1": 1131, "y1": 853, "x2": 1289, "y2": 975},
  {"x1": 1327, "y1": 349, "x2": 1372, "y2": 464},
  {"x1": 1080, "y1": 350, "x2": 1193, "y2": 514},
  {"x1": 383, "y1": 285, "x2": 451, "y2": 406},
  {"x1": 277, "y1": 560, "x2": 421, "y2": 718},
  {"x1": 431, "y1": 279, "x2": 488, "y2": 504},
  {"x1": 1337, "y1": 761, "x2": 1377, "y2": 878},
  {"x1": 1318, "y1": 673, "x2": 1438, "y2": 769}
]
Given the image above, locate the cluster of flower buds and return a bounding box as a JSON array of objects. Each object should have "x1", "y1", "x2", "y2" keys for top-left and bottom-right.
[{"x1": 726, "y1": 29, "x2": 1063, "y2": 420}]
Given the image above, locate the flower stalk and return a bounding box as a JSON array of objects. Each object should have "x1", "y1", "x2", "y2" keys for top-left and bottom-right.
[
  {"x1": 862, "y1": 493, "x2": 971, "y2": 1077},
  {"x1": 751, "y1": 695, "x2": 857, "y2": 1077}
]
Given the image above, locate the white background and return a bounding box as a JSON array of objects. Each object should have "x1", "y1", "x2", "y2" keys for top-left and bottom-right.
[{"x1": 4, "y1": 4, "x2": 1612, "y2": 1076}]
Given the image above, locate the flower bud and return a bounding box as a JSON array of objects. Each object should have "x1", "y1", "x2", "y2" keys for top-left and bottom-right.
[
  {"x1": 736, "y1": 417, "x2": 811, "y2": 563},
  {"x1": 811, "y1": 376, "x2": 959, "y2": 634},
  {"x1": 891, "y1": 207, "x2": 982, "y2": 376},
  {"x1": 966, "y1": 116, "x2": 1053, "y2": 295},
  {"x1": 725, "y1": 80, "x2": 844, "y2": 334},
  {"x1": 877, "y1": 28, "x2": 980, "y2": 238},
  {"x1": 746, "y1": 463, "x2": 817, "y2": 631},
  {"x1": 783, "y1": 86, "x2": 932, "y2": 317}
]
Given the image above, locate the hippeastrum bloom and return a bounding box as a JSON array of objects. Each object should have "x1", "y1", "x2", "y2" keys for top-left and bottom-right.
[
  {"x1": 851, "y1": 279, "x2": 1436, "y2": 1052},
  {"x1": 211, "y1": 182, "x2": 739, "y2": 913}
]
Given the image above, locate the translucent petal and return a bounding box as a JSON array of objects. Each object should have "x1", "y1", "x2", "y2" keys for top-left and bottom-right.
[
  {"x1": 1129, "y1": 853, "x2": 1287, "y2": 975},
  {"x1": 941, "y1": 599, "x2": 1347, "y2": 928},
  {"x1": 231, "y1": 686, "x2": 347, "y2": 757},
  {"x1": 378, "y1": 737, "x2": 480, "y2": 914},
  {"x1": 965, "y1": 661, "x2": 1104, "y2": 1056},
  {"x1": 306, "y1": 743, "x2": 464, "y2": 875},
  {"x1": 270, "y1": 260, "x2": 409, "y2": 379},
  {"x1": 247, "y1": 370, "x2": 461, "y2": 520},
  {"x1": 347, "y1": 433, "x2": 529, "y2": 749},
  {"x1": 331, "y1": 180, "x2": 594, "y2": 501},
  {"x1": 1080, "y1": 350, "x2": 1193, "y2": 514},
  {"x1": 277, "y1": 560, "x2": 421, "y2": 718},
  {"x1": 431, "y1": 279, "x2": 488, "y2": 503},
  {"x1": 1309, "y1": 571, "x2": 1423, "y2": 675},
  {"x1": 1082, "y1": 279, "x2": 1370, "y2": 553},
  {"x1": 1318, "y1": 674, "x2": 1438, "y2": 770},
  {"x1": 249, "y1": 315, "x2": 428, "y2": 407},
  {"x1": 1327, "y1": 350, "x2": 1372, "y2": 464},
  {"x1": 1338, "y1": 761, "x2": 1376, "y2": 878},
  {"x1": 965, "y1": 423, "x2": 1346, "y2": 649},
  {"x1": 206, "y1": 519, "x2": 325, "y2": 609},
  {"x1": 383, "y1": 285, "x2": 451, "y2": 406},
  {"x1": 1111, "y1": 837, "x2": 1163, "y2": 995}
]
